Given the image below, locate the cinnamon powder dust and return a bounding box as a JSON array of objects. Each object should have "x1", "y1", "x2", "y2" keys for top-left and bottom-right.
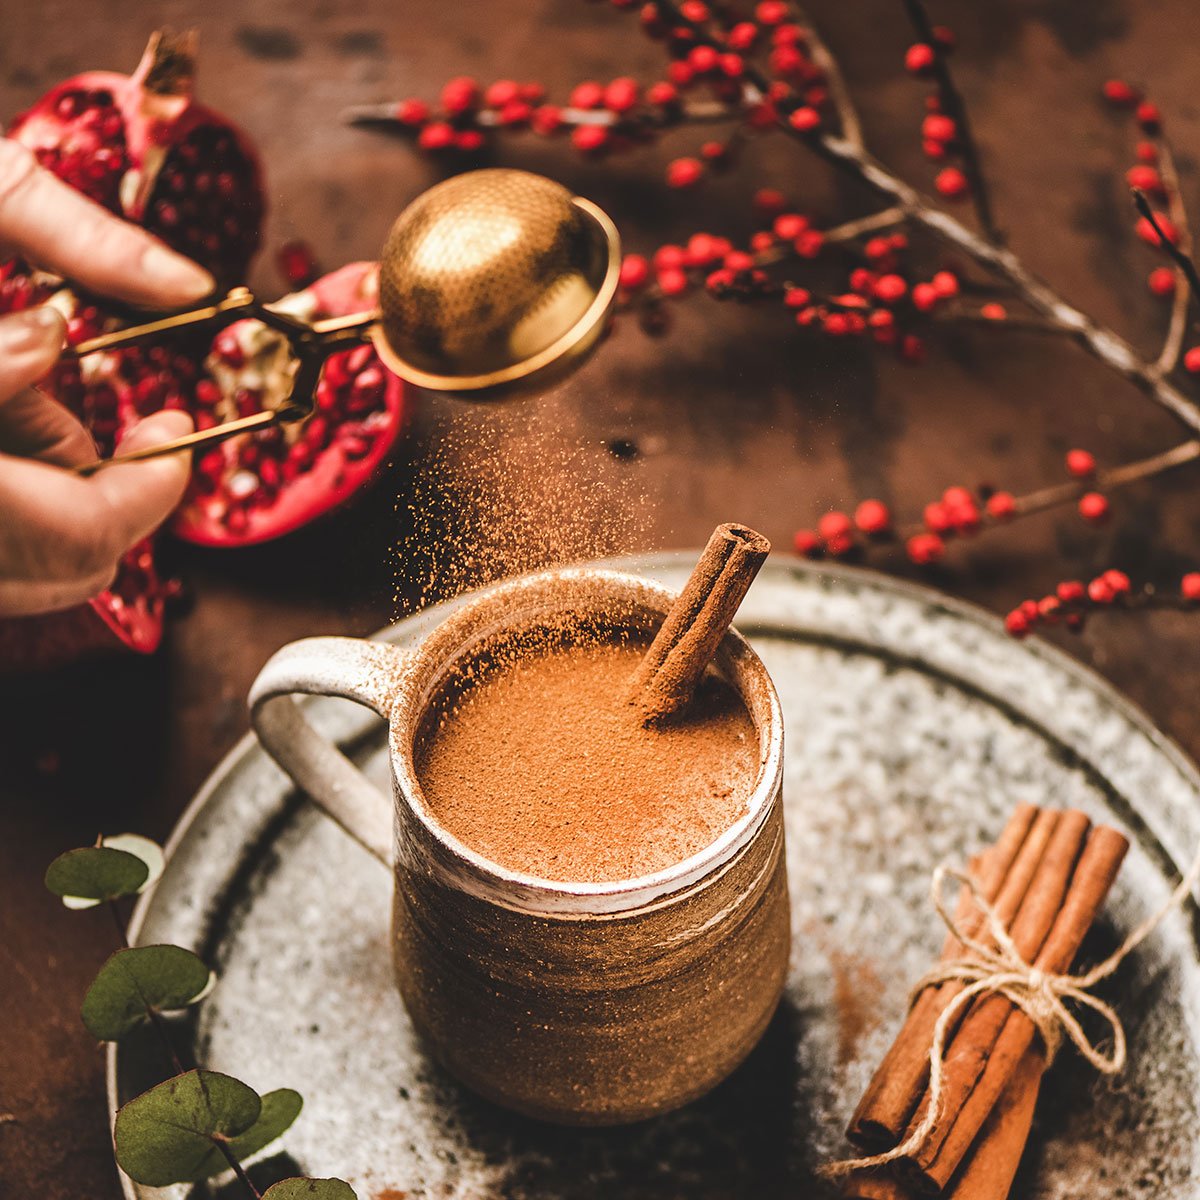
[{"x1": 414, "y1": 625, "x2": 758, "y2": 882}]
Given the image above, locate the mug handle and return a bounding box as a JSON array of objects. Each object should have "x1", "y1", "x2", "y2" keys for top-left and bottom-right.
[{"x1": 249, "y1": 636, "x2": 417, "y2": 867}]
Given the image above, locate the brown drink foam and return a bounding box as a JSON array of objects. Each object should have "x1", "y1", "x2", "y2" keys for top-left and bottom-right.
[{"x1": 414, "y1": 623, "x2": 759, "y2": 883}]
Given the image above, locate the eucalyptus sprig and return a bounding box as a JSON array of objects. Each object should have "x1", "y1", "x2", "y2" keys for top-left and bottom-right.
[{"x1": 47, "y1": 834, "x2": 357, "y2": 1200}]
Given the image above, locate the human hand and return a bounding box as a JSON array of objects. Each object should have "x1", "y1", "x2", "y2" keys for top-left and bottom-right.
[{"x1": 0, "y1": 139, "x2": 214, "y2": 617}]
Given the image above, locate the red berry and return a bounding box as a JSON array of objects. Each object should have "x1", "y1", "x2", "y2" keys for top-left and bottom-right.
[
  {"x1": 1183, "y1": 346, "x2": 1200, "y2": 373},
  {"x1": 907, "y1": 533, "x2": 945, "y2": 564},
  {"x1": 864, "y1": 237, "x2": 894, "y2": 263},
  {"x1": 485, "y1": 79, "x2": 521, "y2": 109},
  {"x1": 905, "y1": 43, "x2": 936, "y2": 76},
  {"x1": 723, "y1": 250, "x2": 754, "y2": 273},
  {"x1": 417, "y1": 122, "x2": 455, "y2": 151},
  {"x1": 980, "y1": 302, "x2": 1007, "y2": 320},
  {"x1": 720, "y1": 53, "x2": 745, "y2": 79},
  {"x1": 653, "y1": 245, "x2": 687, "y2": 272},
  {"x1": 667, "y1": 60, "x2": 696, "y2": 88},
  {"x1": 1065, "y1": 448, "x2": 1096, "y2": 477},
  {"x1": 900, "y1": 334, "x2": 926, "y2": 363},
  {"x1": 824, "y1": 531, "x2": 855, "y2": 557},
  {"x1": 1078, "y1": 492, "x2": 1110, "y2": 523},
  {"x1": 1088, "y1": 576, "x2": 1116, "y2": 604},
  {"x1": 923, "y1": 502, "x2": 954, "y2": 534},
  {"x1": 1126, "y1": 165, "x2": 1163, "y2": 194},
  {"x1": 942, "y1": 486, "x2": 974, "y2": 509},
  {"x1": 647, "y1": 81, "x2": 679, "y2": 107},
  {"x1": 854, "y1": 499, "x2": 892, "y2": 535},
  {"x1": 572, "y1": 124, "x2": 609, "y2": 153},
  {"x1": 1136, "y1": 101, "x2": 1162, "y2": 131},
  {"x1": 455, "y1": 129, "x2": 485, "y2": 151},
  {"x1": 1057, "y1": 580, "x2": 1086, "y2": 603},
  {"x1": 604, "y1": 76, "x2": 641, "y2": 113},
  {"x1": 1136, "y1": 213, "x2": 1179, "y2": 246},
  {"x1": 793, "y1": 529, "x2": 821, "y2": 557},
  {"x1": 728, "y1": 21, "x2": 759, "y2": 51},
  {"x1": 755, "y1": 0, "x2": 787, "y2": 25},
  {"x1": 986, "y1": 491, "x2": 1017, "y2": 520},
  {"x1": 619, "y1": 254, "x2": 650, "y2": 291},
  {"x1": 773, "y1": 213, "x2": 809, "y2": 239},
  {"x1": 570, "y1": 81, "x2": 606, "y2": 109},
  {"x1": 666, "y1": 157, "x2": 704, "y2": 188},
  {"x1": 1038, "y1": 595, "x2": 1062, "y2": 622},
  {"x1": 705, "y1": 268, "x2": 735, "y2": 292},
  {"x1": 923, "y1": 139, "x2": 948, "y2": 162},
  {"x1": 1103, "y1": 568, "x2": 1131, "y2": 594},
  {"x1": 1004, "y1": 609, "x2": 1032, "y2": 637},
  {"x1": 794, "y1": 230, "x2": 825, "y2": 258},
  {"x1": 868, "y1": 274, "x2": 902, "y2": 304},
  {"x1": 656, "y1": 267, "x2": 689, "y2": 296},
  {"x1": 932, "y1": 25, "x2": 956, "y2": 50},
  {"x1": 922, "y1": 114, "x2": 956, "y2": 143},
  {"x1": 688, "y1": 45, "x2": 720, "y2": 73},
  {"x1": 1182, "y1": 573, "x2": 1200, "y2": 601},
  {"x1": 441, "y1": 76, "x2": 480, "y2": 114},
  {"x1": 788, "y1": 106, "x2": 821, "y2": 132},
  {"x1": 754, "y1": 188, "x2": 787, "y2": 219},
  {"x1": 912, "y1": 282, "x2": 939, "y2": 312},
  {"x1": 1148, "y1": 266, "x2": 1176, "y2": 297},
  {"x1": 1101, "y1": 79, "x2": 1139, "y2": 107},
  {"x1": 1136, "y1": 141, "x2": 1159, "y2": 164},
  {"x1": 701, "y1": 139, "x2": 727, "y2": 161},
  {"x1": 531, "y1": 105, "x2": 564, "y2": 134},
  {"x1": 750, "y1": 231, "x2": 775, "y2": 252},
  {"x1": 936, "y1": 167, "x2": 969, "y2": 199},
  {"x1": 680, "y1": 0, "x2": 709, "y2": 21},
  {"x1": 931, "y1": 270, "x2": 960, "y2": 299},
  {"x1": 394, "y1": 97, "x2": 430, "y2": 125},
  {"x1": 784, "y1": 287, "x2": 811, "y2": 308},
  {"x1": 817, "y1": 510, "x2": 853, "y2": 541}
]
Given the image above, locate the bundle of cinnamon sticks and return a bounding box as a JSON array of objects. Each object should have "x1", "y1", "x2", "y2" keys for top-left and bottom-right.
[{"x1": 839, "y1": 804, "x2": 1129, "y2": 1199}]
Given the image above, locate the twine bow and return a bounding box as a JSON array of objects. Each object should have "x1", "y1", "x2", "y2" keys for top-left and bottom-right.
[{"x1": 824, "y1": 832, "x2": 1200, "y2": 1177}]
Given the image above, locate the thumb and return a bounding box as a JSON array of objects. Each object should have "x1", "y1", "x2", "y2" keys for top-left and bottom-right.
[{"x1": 90, "y1": 409, "x2": 195, "y2": 544}]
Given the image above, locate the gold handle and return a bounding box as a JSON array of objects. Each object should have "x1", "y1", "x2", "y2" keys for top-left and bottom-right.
[
  {"x1": 73, "y1": 408, "x2": 305, "y2": 476},
  {"x1": 67, "y1": 288, "x2": 258, "y2": 357}
]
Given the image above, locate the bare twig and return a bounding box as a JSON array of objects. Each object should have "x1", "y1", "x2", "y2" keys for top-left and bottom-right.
[
  {"x1": 891, "y1": 437, "x2": 1200, "y2": 541},
  {"x1": 789, "y1": 1, "x2": 865, "y2": 150},
  {"x1": 1153, "y1": 139, "x2": 1193, "y2": 374},
  {"x1": 1134, "y1": 187, "x2": 1200, "y2": 305},
  {"x1": 899, "y1": 0, "x2": 999, "y2": 242}
]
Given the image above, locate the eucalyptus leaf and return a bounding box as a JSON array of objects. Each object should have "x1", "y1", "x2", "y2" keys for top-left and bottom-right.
[
  {"x1": 81, "y1": 945, "x2": 213, "y2": 1041},
  {"x1": 263, "y1": 1180, "x2": 357, "y2": 1200},
  {"x1": 189, "y1": 1088, "x2": 304, "y2": 1181},
  {"x1": 102, "y1": 833, "x2": 164, "y2": 890},
  {"x1": 45, "y1": 846, "x2": 148, "y2": 907},
  {"x1": 114, "y1": 1070, "x2": 261, "y2": 1186}
]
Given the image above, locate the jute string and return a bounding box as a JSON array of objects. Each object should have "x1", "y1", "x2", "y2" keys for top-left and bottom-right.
[{"x1": 824, "y1": 831, "x2": 1200, "y2": 1178}]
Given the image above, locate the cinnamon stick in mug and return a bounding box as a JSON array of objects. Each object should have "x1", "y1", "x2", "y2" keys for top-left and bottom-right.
[{"x1": 630, "y1": 523, "x2": 770, "y2": 722}]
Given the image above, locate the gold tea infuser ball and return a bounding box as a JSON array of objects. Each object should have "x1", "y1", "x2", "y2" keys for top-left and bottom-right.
[
  {"x1": 68, "y1": 168, "x2": 622, "y2": 474},
  {"x1": 373, "y1": 169, "x2": 621, "y2": 398}
]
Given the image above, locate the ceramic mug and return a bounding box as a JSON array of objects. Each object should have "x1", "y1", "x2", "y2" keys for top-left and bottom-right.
[{"x1": 249, "y1": 566, "x2": 789, "y2": 1125}]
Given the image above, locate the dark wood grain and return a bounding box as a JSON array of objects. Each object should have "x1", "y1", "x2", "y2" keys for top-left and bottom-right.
[{"x1": 1, "y1": 2, "x2": 1198, "y2": 1196}]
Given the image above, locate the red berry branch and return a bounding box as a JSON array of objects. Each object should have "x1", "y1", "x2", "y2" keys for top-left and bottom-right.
[{"x1": 347, "y1": 0, "x2": 1200, "y2": 637}]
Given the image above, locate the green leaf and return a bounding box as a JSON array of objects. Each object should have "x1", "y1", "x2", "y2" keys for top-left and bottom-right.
[
  {"x1": 101, "y1": 834, "x2": 164, "y2": 889},
  {"x1": 114, "y1": 1070, "x2": 261, "y2": 1186},
  {"x1": 45, "y1": 846, "x2": 148, "y2": 907},
  {"x1": 263, "y1": 1181, "x2": 358, "y2": 1200},
  {"x1": 204, "y1": 1088, "x2": 302, "y2": 1176},
  {"x1": 81, "y1": 945, "x2": 213, "y2": 1041}
]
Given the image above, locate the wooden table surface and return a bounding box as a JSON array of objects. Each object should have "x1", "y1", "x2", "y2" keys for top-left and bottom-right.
[{"x1": 2, "y1": 2, "x2": 1198, "y2": 1196}]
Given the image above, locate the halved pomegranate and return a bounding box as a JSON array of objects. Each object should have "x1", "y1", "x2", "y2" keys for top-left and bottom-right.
[{"x1": 170, "y1": 262, "x2": 407, "y2": 546}]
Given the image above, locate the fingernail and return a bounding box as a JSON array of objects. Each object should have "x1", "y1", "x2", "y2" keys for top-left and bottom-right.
[
  {"x1": 140, "y1": 242, "x2": 215, "y2": 302},
  {"x1": 0, "y1": 305, "x2": 66, "y2": 355}
]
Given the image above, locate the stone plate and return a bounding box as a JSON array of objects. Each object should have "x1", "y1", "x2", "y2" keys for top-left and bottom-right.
[{"x1": 109, "y1": 554, "x2": 1200, "y2": 1199}]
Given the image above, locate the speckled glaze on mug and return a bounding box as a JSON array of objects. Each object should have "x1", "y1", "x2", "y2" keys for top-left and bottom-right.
[{"x1": 250, "y1": 567, "x2": 789, "y2": 1124}]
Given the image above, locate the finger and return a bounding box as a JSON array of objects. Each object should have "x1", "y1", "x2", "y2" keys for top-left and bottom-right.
[
  {"x1": 0, "y1": 307, "x2": 95, "y2": 467},
  {"x1": 0, "y1": 411, "x2": 191, "y2": 586},
  {"x1": 0, "y1": 566, "x2": 116, "y2": 617},
  {"x1": 0, "y1": 386, "x2": 96, "y2": 467},
  {"x1": 0, "y1": 305, "x2": 67, "y2": 395},
  {"x1": 0, "y1": 140, "x2": 214, "y2": 307}
]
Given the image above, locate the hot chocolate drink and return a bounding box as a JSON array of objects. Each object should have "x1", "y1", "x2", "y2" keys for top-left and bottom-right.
[{"x1": 414, "y1": 625, "x2": 759, "y2": 883}]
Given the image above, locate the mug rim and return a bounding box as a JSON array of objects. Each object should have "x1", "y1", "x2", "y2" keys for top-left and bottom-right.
[{"x1": 387, "y1": 566, "x2": 785, "y2": 917}]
